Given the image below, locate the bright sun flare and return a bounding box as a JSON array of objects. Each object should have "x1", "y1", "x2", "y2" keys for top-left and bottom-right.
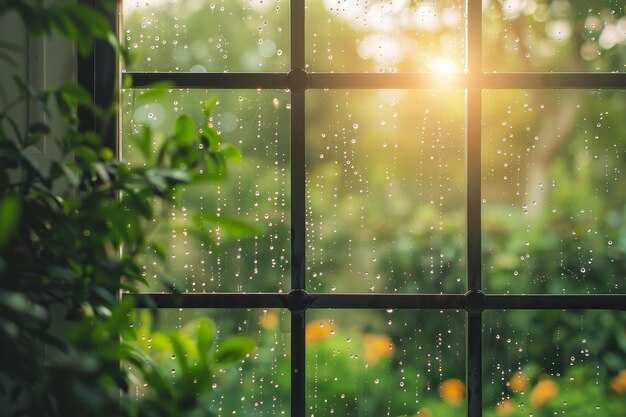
[{"x1": 429, "y1": 56, "x2": 459, "y2": 74}]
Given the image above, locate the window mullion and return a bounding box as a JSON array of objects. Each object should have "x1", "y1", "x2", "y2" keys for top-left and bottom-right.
[
  {"x1": 467, "y1": 0, "x2": 483, "y2": 416},
  {"x1": 290, "y1": 0, "x2": 307, "y2": 415}
]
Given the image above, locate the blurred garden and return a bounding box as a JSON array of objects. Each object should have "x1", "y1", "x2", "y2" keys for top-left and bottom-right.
[{"x1": 121, "y1": 0, "x2": 626, "y2": 415}]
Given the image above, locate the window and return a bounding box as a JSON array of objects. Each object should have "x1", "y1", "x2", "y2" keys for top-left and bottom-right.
[{"x1": 114, "y1": 0, "x2": 626, "y2": 416}]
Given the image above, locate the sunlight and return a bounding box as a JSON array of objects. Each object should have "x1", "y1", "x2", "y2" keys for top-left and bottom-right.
[{"x1": 429, "y1": 56, "x2": 459, "y2": 73}]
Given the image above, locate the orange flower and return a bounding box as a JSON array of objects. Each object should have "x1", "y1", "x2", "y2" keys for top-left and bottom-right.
[
  {"x1": 440, "y1": 378, "x2": 465, "y2": 405},
  {"x1": 305, "y1": 320, "x2": 336, "y2": 346},
  {"x1": 414, "y1": 407, "x2": 432, "y2": 417},
  {"x1": 363, "y1": 333, "x2": 394, "y2": 365},
  {"x1": 529, "y1": 379, "x2": 559, "y2": 407},
  {"x1": 260, "y1": 310, "x2": 279, "y2": 329},
  {"x1": 509, "y1": 372, "x2": 528, "y2": 392},
  {"x1": 496, "y1": 399, "x2": 516, "y2": 416},
  {"x1": 610, "y1": 370, "x2": 626, "y2": 394}
]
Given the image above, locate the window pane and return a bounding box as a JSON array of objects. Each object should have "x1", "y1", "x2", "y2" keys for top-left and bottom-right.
[
  {"x1": 483, "y1": 0, "x2": 626, "y2": 72},
  {"x1": 482, "y1": 90, "x2": 626, "y2": 294},
  {"x1": 122, "y1": 0, "x2": 289, "y2": 72},
  {"x1": 121, "y1": 89, "x2": 290, "y2": 292},
  {"x1": 484, "y1": 310, "x2": 626, "y2": 415},
  {"x1": 306, "y1": 309, "x2": 465, "y2": 416},
  {"x1": 306, "y1": 90, "x2": 465, "y2": 293},
  {"x1": 306, "y1": 0, "x2": 466, "y2": 72},
  {"x1": 129, "y1": 308, "x2": 290, "y2": 415}
]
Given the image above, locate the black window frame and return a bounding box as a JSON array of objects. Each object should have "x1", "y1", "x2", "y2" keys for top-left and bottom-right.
[{"x1": 81, "y1": 0, "x2": 626, "y2": 416}]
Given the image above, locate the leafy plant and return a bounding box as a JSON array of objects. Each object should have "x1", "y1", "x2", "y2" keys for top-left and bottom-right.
[{"x1": 0, "y1": 1, "x2": 255, "y2": 416}]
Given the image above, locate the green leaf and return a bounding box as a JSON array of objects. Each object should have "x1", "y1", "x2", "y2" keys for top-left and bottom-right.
[
  {"x1": 49, "y1": 10, "x2": 79, "y2": 39},
  {"x1": 156, "y1": 169, "x2": 192, "y2": 185},
  {"x1": 55, "y1": 91, "x2": 75, "y2": 121},
  {"x1": 169, "y1": 333, "x2": 190, "y2": 373},
  {"x1": 60, "y1": 162, "x2": 80, "y2": 187},
  {"x1": 55, "y1": 4, "x2": 111, "y2": 47},
  {"x1": 122, "y1": 190, "x2": 153, "y2": 219},
  {"x1": 60, "y1": 83, "x2": 93, "y2": 108},
  {"x1": 147, "y1": 241, "x2": 166, "y2": 261},
  {"x1": 0, "y1": 196, "x2": 20, "y2": 248},
  {"x1": 12, "y1": 75, "x2": 38, "y2": 97},
  {"x1": 74, "y1": 145, "x2": 99, "y2": 163},
  {"x1": 92, "y1": 162, "x2": 111, "y2": 184},
  {"x1": 27, "y1": 122, "x2": 50, "y2": 147},
  {"x1": 215, "y1": 336, "x2": 255, "y2": 364},
  {"x1": 196, "y1": 213, "x2": 260, "y2": 239},
  {"x1": 0, "y1": 292, "x2": 47, "y2": 321},
  {"x1": 16, "y1": 6, "x2": 49, "y2": 37},
  {"x1": 132, "y1": 82, "x2": 174, "y2": 101},
  {"x1": 195, "y1": 318, "x2": 217, "y2": 364},
  {"x1": 174, "y1": 114, "x2": 195, "y2": 146},
  {"x1": 202, "y1": 96, "x2": 218, "y2": 118},
  {"x1": 219, "y1": 143, "x2": 242, "y2": 161},
  {"x1": 202, "y1": 128, "x2": 220, "y2": 150},
  {"x1": 132, "y1": 126, "x2": 153, "y2": 162}
]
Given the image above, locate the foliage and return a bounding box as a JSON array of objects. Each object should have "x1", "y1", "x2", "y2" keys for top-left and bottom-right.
[{"x1": 0, "y1": 1, "x2": 255, "y2": 416}]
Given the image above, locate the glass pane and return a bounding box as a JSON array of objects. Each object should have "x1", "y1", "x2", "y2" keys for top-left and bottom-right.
[
  {"x1": 483, "y1": 0, "x2": 626, "y2": 72},
  {"x1": 306, "y1": 309, "x2": 465, "y2": 416},
  {"x1": 484, "y1": 310, "x2": 626, "y2": 415},
  {"x1": 129, "y1": 308, "x2": 290, "y2": 415},
  {"x1": 306, "y1": 0, "x2": 466, "y2": 72},
  {"x1": 482, "y1": 90, "x2": 626, "y2": 294},
  {"x1": 122, "y1": 0, "x2": 289, "y2": 72},
  {"x1": 306, "y1": 90, "x2": 465, "y2": 293},
  {"x1": 121, "y1": 89, "x2": 290, "y2": 292}
]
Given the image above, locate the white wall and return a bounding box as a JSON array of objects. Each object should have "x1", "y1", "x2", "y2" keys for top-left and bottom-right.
[
  {"x1": 0, "y1": 4, "x2": 76, "y2": 373},
  {"x1": 0, "y1": 6, "x2": 75, "y2": 170}
]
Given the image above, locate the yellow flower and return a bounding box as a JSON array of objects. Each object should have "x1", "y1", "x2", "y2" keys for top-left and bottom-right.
[
  {"x1": 509, "y1": 372, "x2": 528, "y2": 392},
  {"x1": 610, "y1": 370, "x2": 626, "y2": 394},
  {"x1": 305, "y1": 319, "x2": 336, "y2": 346},
  {"x1": 529, "y1": 379, "x2": 559, "y2": 407},
  {"x1": 260, "y1": 310, "x2": 278, "y2": 329},
  {"x1": 363, "y1": 333, "x2": 394, "y2": 365},
  {"x1": 496, "y1": 399, "x2": 516, "y2": 416},
  {"x1": 440, "y1": 378, "x2": 465, "y2": 405}
]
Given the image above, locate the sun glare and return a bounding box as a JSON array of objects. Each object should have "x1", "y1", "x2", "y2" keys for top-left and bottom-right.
[{"x1": 429, "y1": 56, "x2": 459, "y2": 74}]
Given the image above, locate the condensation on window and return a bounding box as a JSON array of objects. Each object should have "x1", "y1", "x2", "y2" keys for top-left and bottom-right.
[
  {"x1": 483, "y1": 0, "x2": 626, "y2": 72},
  {"x1": 305, "y1": 0, "x2": 466, "y2": 73},
  {"x1": 306, "y1": 309, "x2": 465, "y2": 416},
  {"x1": 305, "y1": 89, "x2": 465, "y2": 293},
  {"x1": 484, "y1": 310, "x2": 626, "y2": 415},
  {"x1": 482, "y1": 90, "x2": 626, "y2": 294},
  {"x1": 121, "y1": 89, "x2": 291, "y2": 292},
  {"x1": 122, "y1": 0, "x2": 290, "y2": 72},
  {"x1": 129, "y1": 308, "x2": 290, "y2": 416}
]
